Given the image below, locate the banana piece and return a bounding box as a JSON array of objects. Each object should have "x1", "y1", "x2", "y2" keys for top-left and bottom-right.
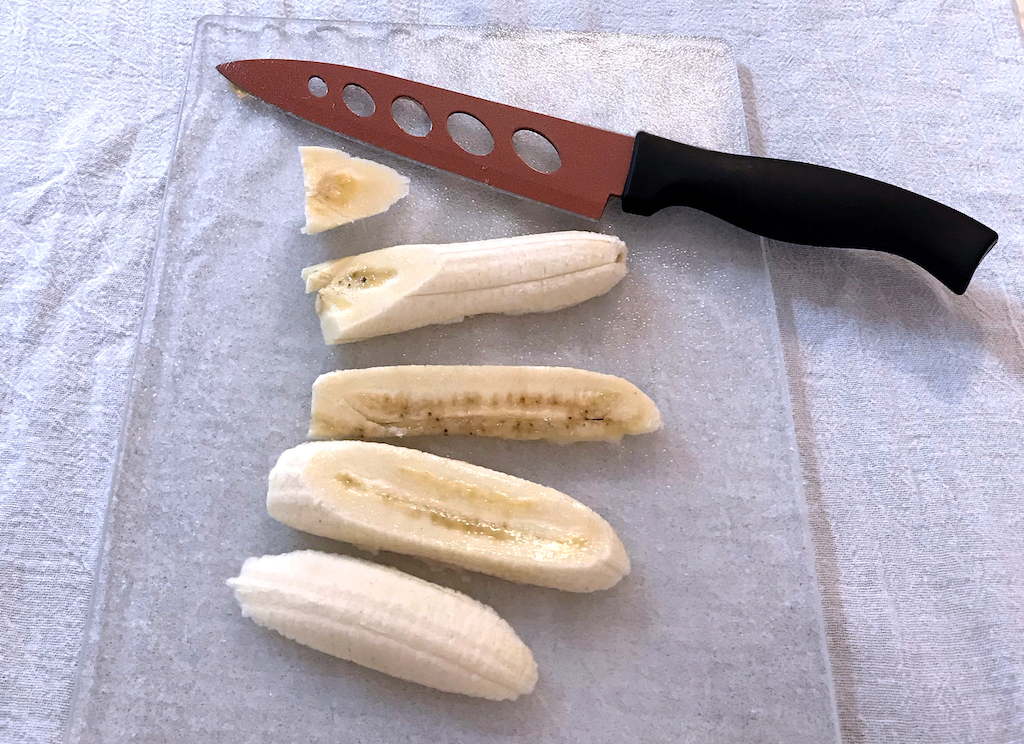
[
  {"x1": 268, "y1": 441, "x2": 630, "y2": 592},
  {"x1": 300, "y1": 146, "x2": 409, "y2": 234},
  {"x1": 310, "y1": 365, "x2": 662, "y2": 442},
  {"x1": 228, "y1": 550, "x2": 538, "y2": 700},
  {"x1": 301, "y1": 231, "x2": 627, "y2": 343}
]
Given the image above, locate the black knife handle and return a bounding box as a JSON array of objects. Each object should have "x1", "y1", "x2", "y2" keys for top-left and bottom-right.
[{"x1": 620, "y1": 131, "x2": 997, "y2": 294}]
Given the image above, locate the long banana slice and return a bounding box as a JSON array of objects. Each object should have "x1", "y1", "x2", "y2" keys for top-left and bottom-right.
[
  {"x1": 310, "y1": 365, "x2": 662, "y2": 442},
  {"x1": 301, "y1": 231, "x2": 627, "y2": 343},
  {"x1": 228, "y1": 551, "x2": 538, "y2": 700},
  {"x1": 268, "y1": 441, "x2": 630, "y2": 592},
  {"x1": 300, "y1": 146, "x2": 409, "y2": 234}
]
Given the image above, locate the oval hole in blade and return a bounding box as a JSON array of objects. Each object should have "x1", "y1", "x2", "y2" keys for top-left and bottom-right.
[
  {"x1": 391, "y1": 96, "x2": 432, "y2": 137},
  {"x1": 308, "y1": 76, "x2": 328, "y2": 98},
  {"x1": 447, "y1": 112, "x2": 495, "y2": 156},
  {"x1": 342, "y1": 84, "x2": 375, "y2": 116},
  {"x1": 512, "y1": 129, "x2": 561, "y2": 173}
]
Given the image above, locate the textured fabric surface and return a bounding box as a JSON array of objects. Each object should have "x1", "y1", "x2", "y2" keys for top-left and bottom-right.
[{"x1": 1, "y1": 2, "x2": 1021, "y2": 743}]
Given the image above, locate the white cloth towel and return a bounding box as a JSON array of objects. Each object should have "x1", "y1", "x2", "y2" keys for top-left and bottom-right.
[{"x1": 1, "y1": 2, "x2": 1022, "y2": 743}]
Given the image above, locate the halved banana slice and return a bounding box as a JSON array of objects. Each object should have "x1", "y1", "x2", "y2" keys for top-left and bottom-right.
[
  {"x1": 309, "y1": 365, "x2": 662, "y2": 442},
  {"x1": 268, "y1": 441, "x2": 630, "y2": 592},
  {"x1": 228, "y1": 550, "x2": 538, "y2": 700},
  {"x1": 300, "y1": 146, "x2": 409, "y2": 234},
  {"x1": 301, "y1": 231, "x2": 627, "y2": 343}
]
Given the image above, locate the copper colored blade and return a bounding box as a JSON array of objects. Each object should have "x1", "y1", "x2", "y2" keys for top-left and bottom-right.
[{"x1": 217, "y1": 59, "x2": 636, "y2": 219}]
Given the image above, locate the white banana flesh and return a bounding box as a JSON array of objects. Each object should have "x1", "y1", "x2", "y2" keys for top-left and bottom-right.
[
  {"x1": 309, "y1": 365, "x2": 662, "y2": 442},
  {"x1": 268, "y1": 441, "x2": 630, "y2": 592},
  {"x1": 228, "y1": 551, "x2": 538, "y2": 701},
  {"x1": 301, "y1": 231, "x2": 627, "y2": 344},
  {"x1": 300, "y1": 146, "x2": 409, "y2": 234}
]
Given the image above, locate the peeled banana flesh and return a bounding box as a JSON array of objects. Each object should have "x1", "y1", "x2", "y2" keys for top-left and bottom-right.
[
  {"x1": 268, "y1": 441, "x2": 630, "y2": 592},
  {"x1": 309, "y1": 364, "x2": 662, "y2": 442},
  {"x1": 228, "y1": 550, "x2": 538, "y2": 700},
  {"x1": 300, "y1": 146, "x2": 409, "y2": 234},
  {"x1": 301, "y1": 231, "x2": 627, "y2": 343}
]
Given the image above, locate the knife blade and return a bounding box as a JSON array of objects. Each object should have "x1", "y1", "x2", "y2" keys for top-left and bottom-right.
[{"x1": 218, "y1": 58, "x2": 997, "y2": 294}]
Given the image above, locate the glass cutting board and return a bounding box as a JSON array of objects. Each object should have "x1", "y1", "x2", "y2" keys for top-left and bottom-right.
[{"x1": 66, "y1": 17, "x2": 838, "y2": 744}]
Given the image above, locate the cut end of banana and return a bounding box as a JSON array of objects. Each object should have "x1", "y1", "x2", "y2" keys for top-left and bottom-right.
[
  {"x1": 228, "y1": 550, "x2": 538, "y2": 700},
  {"x1": 268, "y1": 441, "x2": 631, "y2": 592},
  {"x1": 300, "y1": 231, "x2": 628, "y2": 344},
  {"x1": 309, "y1": 365, "x2": 662, "y2": 443},
  {"x1": 300, "y1": 244, "x2": 444, "y2": 344},
  {"x1": 299, "y1": 146, "x2": 410, "y2": 234}
]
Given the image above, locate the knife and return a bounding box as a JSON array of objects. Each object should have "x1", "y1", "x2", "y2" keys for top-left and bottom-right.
[{"x1": 218, "y1": 59, "x2": 997, "y2": 294}]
